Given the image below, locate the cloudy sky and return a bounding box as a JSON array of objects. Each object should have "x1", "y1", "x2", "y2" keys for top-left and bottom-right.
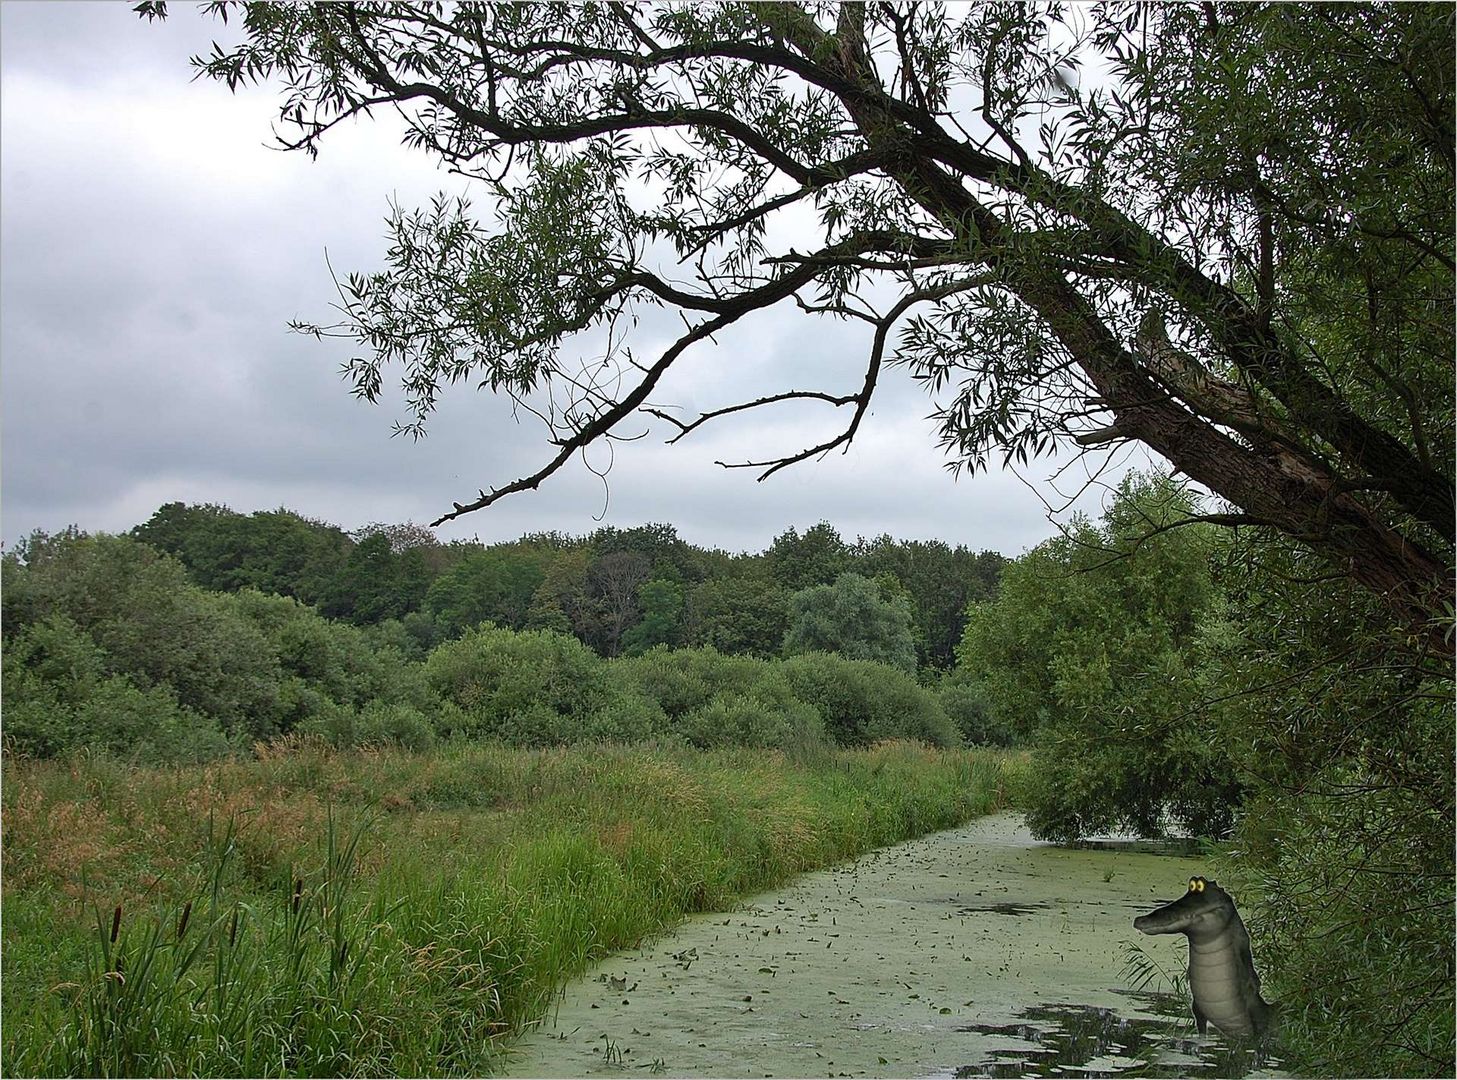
[{"x1": 1, "y1": 2, "x2": 1148, "y2": 556}]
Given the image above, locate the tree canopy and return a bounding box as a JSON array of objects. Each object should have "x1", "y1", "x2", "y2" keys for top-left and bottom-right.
[
  {"x1": 138, "y1": 1, "x2": 1453, "y2": 649},
  {"x1": 783, "y1": 571, "x2": 918, "y2": 671},
  {"x1": 959, "y1": 473, "x2": 1236, "y2": 839}
]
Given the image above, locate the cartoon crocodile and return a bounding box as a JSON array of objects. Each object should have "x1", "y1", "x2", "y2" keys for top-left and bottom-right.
[{"x1": 1133, "y1": 876, "x2": 1276, "y2": 1039}]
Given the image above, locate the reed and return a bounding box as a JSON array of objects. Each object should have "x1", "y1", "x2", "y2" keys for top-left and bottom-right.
[{"x1": 3, "y1": 741, "x2": 1019, "y2": 1076}]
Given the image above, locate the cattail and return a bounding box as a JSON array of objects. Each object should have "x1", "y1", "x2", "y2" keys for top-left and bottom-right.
[
  {"x1": 228, "y1": 906, "x2": 239, "y2": 947},
  {"x1": 292, "y1": 877, "x2": 304, "y2": 915},
  {"x1": 110, "y1": 904, "x2": 122, "y2": 944},
  {"x1": 176, "y1": 901, "x2": 192, "y2": 941}
]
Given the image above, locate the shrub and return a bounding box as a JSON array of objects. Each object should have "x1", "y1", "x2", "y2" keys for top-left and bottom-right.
[
  {"x1": 938, "y1": 681, "x2": 1014, "y2": 747},
  {"x1": 609, "y1": 647, "x2": 830, "y2": 750},
  {"x1": 782, "y1": 573, "x2": 917, "y2": 672},
  {"x1": 609, "y1": 646, "x2": 766, "y2": 721},
  {"x1": 581, "y1": 686, "x2": 669, "y2": 743},
  {"x1": 299, "y1": 702, "x2": 437, "y2": 751},
  {"x1": 425, "y1": 625, "x2": 609, "y2": 743},
  {"x1": 678, "y1": 692, "x2": 824, "y2": 753},
  {"x1": 226, "y1": 589, "x2": 433, "y2": 713},
  {"x1": 3, "y1": 533, "x2": 284, "y2": 740},
  {"x1": 780, "y1": 652, "x2": 958, "y2": 748},
  {"x1": 3, "y1": 615, "x2": 231, "y2": 762}
]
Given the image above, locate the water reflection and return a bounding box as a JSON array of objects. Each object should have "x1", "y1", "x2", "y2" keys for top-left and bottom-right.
[
  {"x1": 954, "y1": 901, "x2": 1052, "y2": 917},
  {"x1": 950, "y1": 1000, "x2": 1279, "y2": 1078},
  {"x1": 1068, "y1": 837, "x2": 1206, "y2": 857}
]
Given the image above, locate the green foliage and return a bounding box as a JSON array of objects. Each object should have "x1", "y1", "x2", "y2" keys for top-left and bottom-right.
[
  {"x1": 118, "y1": 501, "x2": 1013, "y2": 675},
  {"x1": 779, "y1": 652, "x2": 958, "y2": 749},
  {"x1": 1233, "y1": 758, "x2": 1453, "y2": 1077},
  {"x1": 622, "y1": 578, "x2": 684, "y2": 655},
  {"x1": 318, "y1": 532, "x2": 431, "y2": 624},
  {"x1": 1207, "y1": 536, "x2": 1454, "y2": 1078},
  {"x1": 958, "y1": 474, "x2": 1240, "y2": 840},
  {"x1": 3, "y1": 531, "x2": 437, "y2": 752},
  {"x1": 226, "y1": 588, "x2": 431, "y2": 712},
  {"x1": 4, "y1": 531, "x2": 285, "y2": 741},
  {"x1": 299, "y1": 701, "x2": 437, "y2": 752},
  {"x1": 851, "y1": 536, "x2": 1005, "y2": 669},
  {"x1": 3, "y1": 526, "x2": 980, "y2": 764},
  {"x1": 767, "y1": 523, "x2": 848, "y2": 592},
  {"x1": 783, "y1": 572, "x2": 918, "y2": 672},
  {"x1": 524, "y1": 547, "x2": 594, "y2": 638},
  {"x1": 684, "y1": 568, "x2": 789, "y2": 657},
  {"x1": 425, "y1": 624, "x2": 650, "y2": 744},
  {"x1": 608, "y1": 647, "x2": 823, "y2": 753},
  {"x1": 589, "y1": 523, "x2": 700, "y2": 582},
  {"x1": 147, "y1": 4, "x2": 1452, "y2": 647},
  {"x1": 609, "y1": 646, "x2": 762, "y2": 721},
  {"x1": 133, "y1": 502, "x2": 350, "y2": 605},
  {"x1": 423, "y1": 545, "x2": 549, "y2": 636},
  {"x1": 673, "y1": 691, "x2": 823, "y2": 754},
  {"x1": 2, "y1": 615, "x2": 231, "y2": 763},
  {"x1": 936, "y1": 680, "x2": 1013, "y2": 748}
]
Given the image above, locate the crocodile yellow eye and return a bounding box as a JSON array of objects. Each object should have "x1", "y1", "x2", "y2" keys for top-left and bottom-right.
[
  {"x1": 1188, "y1": 877, "x2": 1199, "y2": 892},
  {"x1": 1195, "y1": 878, "x2": 1206, "y2": 892}
]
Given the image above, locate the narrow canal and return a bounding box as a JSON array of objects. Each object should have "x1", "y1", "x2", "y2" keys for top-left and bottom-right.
[{"x1": 502, "y1": 813, "x2": 1283, "y2": 1078}]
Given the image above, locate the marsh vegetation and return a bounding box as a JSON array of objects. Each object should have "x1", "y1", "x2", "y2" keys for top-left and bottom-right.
[
  {"x1": 3, "y1": 475, "x2": 1451, "y2": 1077},
  {"x1": 2, "y1": 742, "x2": 1018, "y2": 1076}
]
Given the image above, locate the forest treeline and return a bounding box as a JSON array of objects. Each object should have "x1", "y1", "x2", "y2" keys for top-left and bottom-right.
[
  {"x1": 1, "y1": 506, "x2": 1005, "y2": 764},
  {"x1": 129, "y1": 501, "x2": 1005, "y2": 669}
]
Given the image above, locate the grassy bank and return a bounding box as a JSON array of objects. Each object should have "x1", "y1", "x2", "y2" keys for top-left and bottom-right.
[{"x1": 2, "y1": 739, "x2": 1020, "y2": 1077}]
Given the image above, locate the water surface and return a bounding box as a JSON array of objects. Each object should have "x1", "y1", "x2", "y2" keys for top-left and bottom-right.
[{"x1": 502, "y1": 813, "x2": 1280, "y2": 1078}]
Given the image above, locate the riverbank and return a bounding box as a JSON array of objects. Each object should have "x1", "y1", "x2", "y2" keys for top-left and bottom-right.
[
  {"x1": 502, "y1": 813, "x2": 1282, "y2": 1079},
  {"x1": 2, "y1": 741, "x2": 1019, "y2": 1076}
]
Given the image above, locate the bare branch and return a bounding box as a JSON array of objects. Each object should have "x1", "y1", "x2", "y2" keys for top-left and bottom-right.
[
  {"x1": 428, "y1": 247, "x2": 842, "y2": 526},
  {"x1": 645, "y1": 390, "x2": 860, "y2": 444},
  {"x1": 716, "y1": 273, "x2": 998, "y2": 481}
]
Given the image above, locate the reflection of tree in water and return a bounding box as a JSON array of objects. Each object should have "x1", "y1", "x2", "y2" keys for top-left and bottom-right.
[{"x1": 952, "y1": 1002, "x2": 1277, "y2": 1079}]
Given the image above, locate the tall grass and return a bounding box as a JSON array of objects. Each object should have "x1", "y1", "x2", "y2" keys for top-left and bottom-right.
[{"x1": 3, "y1": 740, "x2": 1020, "y2": 1077}]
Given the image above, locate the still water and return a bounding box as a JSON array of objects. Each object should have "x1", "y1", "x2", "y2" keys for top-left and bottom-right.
[{"x1": 501, "y1": 813, "x2": 1283, "y2": 1078}]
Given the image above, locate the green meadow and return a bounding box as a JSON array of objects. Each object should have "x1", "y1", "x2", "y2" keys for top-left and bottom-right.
[{"x1": 2, "y1": 740, "x2": 1021, "y2": 1077}]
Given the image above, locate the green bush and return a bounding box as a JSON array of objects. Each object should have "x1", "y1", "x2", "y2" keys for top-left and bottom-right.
[
  {"x1": 609, "y1": 646, "x2": 764, "y2": 720},
  {"x1": 582, "y1": 685, "x2": 669, "y2": 743},
  {"x1": 226, "y1": 589, "x2": 432, "y2": 713},
  {"x1": 608, "y1": 646, "x2": 829, "y2": 751},
  {"x1": 425, "y1": 625, "x2": 612, "y2": 744},
  {"x1": 3, "y1": 615, "x2": 231, "y2": 762},
  {"x1": 3, "y1": 532, "x2": 285, "y2": 740},
  {"x1": 299, "y1": 701, "x2": 437, "y2": 751},
  {"x1": 678, "y1": 692, "x2": 824, "y2": 753},
  {"x1": 782, "y1": 573, "x2": 917, "y2": 672},
  {"x1": 780, "y1": 652, "x2": 958, "y2": 748},
  {"x1": 938, "y1": 681, "x2": 1014, "y2": 747},
  {"x1": 955, "y1": 474, "x2": 1239, "y2": 840}
]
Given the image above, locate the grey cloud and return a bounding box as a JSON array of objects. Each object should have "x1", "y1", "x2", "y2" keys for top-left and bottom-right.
[{"x1": 1, "y1": 1, "x2": 1112, "y2": 558}]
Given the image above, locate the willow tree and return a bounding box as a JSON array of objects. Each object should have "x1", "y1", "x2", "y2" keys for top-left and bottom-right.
[{"x1": 141, "y1": 1, "x2": 1453, "y2": 648}]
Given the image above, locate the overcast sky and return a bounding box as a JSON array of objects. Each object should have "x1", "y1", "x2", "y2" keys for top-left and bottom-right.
[{"x1": 1, "y1": 1, "x2": 1150, "y2": 557}]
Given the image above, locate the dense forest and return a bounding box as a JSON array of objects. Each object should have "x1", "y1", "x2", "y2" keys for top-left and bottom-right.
[
  {"x1": 128, "y1": 499, "x2": 1006, "y2": 668},
  {"x1": 2, "y1": 499, "x2": 1007, "y2": 762}
]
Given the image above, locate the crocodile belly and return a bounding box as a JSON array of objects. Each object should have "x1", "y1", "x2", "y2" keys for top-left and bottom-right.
[{"x1": 1189, "y1": 948, "x2": 1258, "y2": 1036}]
